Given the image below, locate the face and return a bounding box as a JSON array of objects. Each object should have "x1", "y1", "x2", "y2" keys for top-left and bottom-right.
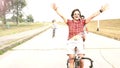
[
  {"x1": 81, "y1": 17, "x2": 84, "y2": 19},
  {"x1": 73, "y1": 11, "x2": 80, "y2": 20}
]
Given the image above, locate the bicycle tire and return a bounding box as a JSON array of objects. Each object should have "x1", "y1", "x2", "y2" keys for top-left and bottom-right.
[
  {"x1": 67, "y1": 58, "x2": 80, "y2": 68},
  {"x1": 74, "y1": 57, "x2": 80, "y2": 68},
  {"x1": 66, "y1": 59, "x2": 69, "y2": 68}
]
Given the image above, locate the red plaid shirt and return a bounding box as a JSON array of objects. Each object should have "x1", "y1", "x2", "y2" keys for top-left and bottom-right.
[{"x1": 67, "y1": 19, "x2": 86, "y2": 40}]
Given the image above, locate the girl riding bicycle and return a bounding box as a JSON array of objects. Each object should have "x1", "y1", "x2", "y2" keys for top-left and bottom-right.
[{"x1": 52, "y1": 3, "x2": 108, "y2": 68}]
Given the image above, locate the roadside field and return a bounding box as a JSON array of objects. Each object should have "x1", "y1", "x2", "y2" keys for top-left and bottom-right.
[
  {"x1": 87, "y1": 19, "x2": 120, "y2": 40},
  {"x1": 0, "y1": 22, "x2": 50, "y2": 37}
]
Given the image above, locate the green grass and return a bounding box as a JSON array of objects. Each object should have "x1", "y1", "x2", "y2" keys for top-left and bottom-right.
[
  {"x1": 0, "y1": 22, "x2": 51, "y2": 55},
  {"x1": 0, "y1": 22, "x2": 50, "y2": 37},
  {"x1": 87, "y1": 18, "x2": 120, "y2": 40}
]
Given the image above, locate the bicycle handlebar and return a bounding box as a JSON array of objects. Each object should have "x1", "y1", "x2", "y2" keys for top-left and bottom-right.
[{"x1": 81, "y1": 57, "x2": 93, "y2": 68}]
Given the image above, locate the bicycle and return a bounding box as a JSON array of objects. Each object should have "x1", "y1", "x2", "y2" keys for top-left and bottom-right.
[{"x1": 67, "y1": 46, "x2": 93, "y2": 68}]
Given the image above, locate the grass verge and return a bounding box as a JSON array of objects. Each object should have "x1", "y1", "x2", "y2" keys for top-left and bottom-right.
[
  {"x1": 87, "y1": 19, "x2": 120, "y2": 41},
  {"x1": 0, "y1": 22, "x2": 49, "y2": 36},
  {"x1": 0, "y1": 22, "x2": 51, "y2": 55}
]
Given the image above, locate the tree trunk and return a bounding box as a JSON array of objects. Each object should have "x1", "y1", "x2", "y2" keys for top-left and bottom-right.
[{"x1": 1, "y1": 14, "x2": 7, "y2": 29}]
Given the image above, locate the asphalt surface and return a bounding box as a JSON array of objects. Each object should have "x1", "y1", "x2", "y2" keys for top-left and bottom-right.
[{"x1": 0, "y1": 24, "x2": 120, "y2": 68}]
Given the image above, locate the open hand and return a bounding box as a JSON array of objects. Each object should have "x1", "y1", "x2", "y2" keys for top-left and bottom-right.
[
  {"x1": 51, "y1": 3, "x2": 57, "y2": 11},
  {"x1": 100, "y1": 4, "x2": 109, "y2": 12}
]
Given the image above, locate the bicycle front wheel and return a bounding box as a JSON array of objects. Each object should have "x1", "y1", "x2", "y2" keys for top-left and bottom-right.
[{"x1": 67, "y1": 59, "x2": 70, "y2": 68}]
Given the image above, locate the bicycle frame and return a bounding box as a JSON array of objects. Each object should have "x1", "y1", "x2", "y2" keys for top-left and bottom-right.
[{"x1": 67, "y1": 46, "x2": 93, "y2": 68}]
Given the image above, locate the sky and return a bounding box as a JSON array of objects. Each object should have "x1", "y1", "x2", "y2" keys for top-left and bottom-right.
[{"x1": 23, "y1": 0, "x2": 120, "y2": 22}]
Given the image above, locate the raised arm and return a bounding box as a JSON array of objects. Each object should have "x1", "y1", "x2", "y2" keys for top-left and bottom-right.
[
  {"x1": 52, "y1": 3, "x2": 67, "y2": 23},
  {"x1": 86, "y1": 4, "x2": 108, "y2": 24}
]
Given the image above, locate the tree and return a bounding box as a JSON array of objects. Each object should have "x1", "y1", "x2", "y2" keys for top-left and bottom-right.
[
  {"x1": 0, "y1": 0, "x2": 27, "y2": 27},
  {"x1": 0, "y1": 0, "x2": 11, "y2": 17},
  {"x1": 0, "y1": 0, "x2": 13, "y2": 25},
  {"x1": 26, "y1": 15, "x2": 34, "y2": 22},
  {"x1": 11, "y1": 0, "x2": 26, "y2": 24}
]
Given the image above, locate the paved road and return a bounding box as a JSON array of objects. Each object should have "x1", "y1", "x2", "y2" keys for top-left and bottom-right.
[{"x1": 0, "y1": 25, "x2": 120, "y2": 68}]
